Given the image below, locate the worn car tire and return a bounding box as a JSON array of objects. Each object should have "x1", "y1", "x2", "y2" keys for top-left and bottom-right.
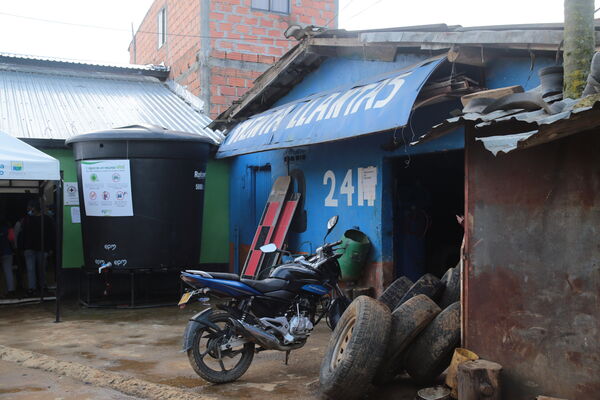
[
  {"x1": 320, "y1": 296, "x2": 391, "y2": 400},
  {"x1": 438, "y1": 266, "x2": 460, "y2": 309},
  {"x1": 377, "y1": 276, "x2": 413, "y2": 311},
  {"x1": 404, "y1": 302, "x2": 461, "y2": 384},
  {"x1": 397, "y1": 273, "x2": 444, "y2": 307},
  {"x1": 373, "y1": 294, "x2": 441, "y2": 385}
]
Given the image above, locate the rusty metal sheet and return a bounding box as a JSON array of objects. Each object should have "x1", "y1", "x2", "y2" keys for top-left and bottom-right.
[
  {"x1": 414, "y1": 98, "x2": 600, "y2": 154},
  {"x1": 464, "y1": 127, "x2": 600, "y2": 399}
]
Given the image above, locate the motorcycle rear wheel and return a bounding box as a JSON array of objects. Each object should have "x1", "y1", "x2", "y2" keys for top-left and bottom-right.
[{"x1": 187, "y1": 311, "x2": 255, "y2": 383}]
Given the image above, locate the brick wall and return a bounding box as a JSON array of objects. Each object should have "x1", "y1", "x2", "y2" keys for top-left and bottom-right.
[
  {"x1": 130, "y1": 0, "x2": 202, "y2": 95},
  {"x1": 130, "y1": 0, "x2": 338, "y2": 117}
]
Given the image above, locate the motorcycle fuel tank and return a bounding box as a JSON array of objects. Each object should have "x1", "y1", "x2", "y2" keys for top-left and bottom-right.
[{"x1": 269, "y1": 264, "x2": 318, "y2": 281}]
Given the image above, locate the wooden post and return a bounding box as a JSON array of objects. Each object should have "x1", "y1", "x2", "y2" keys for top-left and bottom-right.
[
  {"x1": 563, "y1": 0, "x2": 595, "y2": 98},
  {"x1": 457, "y1": 360, "x2": 502, "y2": 400}
]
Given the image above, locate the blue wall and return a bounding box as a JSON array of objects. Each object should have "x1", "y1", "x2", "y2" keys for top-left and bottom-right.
[{"x1": 229, "y1": 52, "x2": 545, "y2": 279}]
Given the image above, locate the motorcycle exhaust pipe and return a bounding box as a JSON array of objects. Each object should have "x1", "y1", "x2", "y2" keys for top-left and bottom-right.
[{"x1": 231, "y1": 319, "x2": 302, "y2": 351}]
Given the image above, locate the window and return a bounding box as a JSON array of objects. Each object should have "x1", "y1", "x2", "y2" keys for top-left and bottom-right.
[
  {"x1": 251, "y1": 0, "x2": 289, "y2": 14},
  {"x1": 157, "y1": 8, "x2": 166, "y2": 48}
]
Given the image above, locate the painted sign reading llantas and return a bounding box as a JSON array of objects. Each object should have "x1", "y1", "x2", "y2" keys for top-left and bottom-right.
[{"x1": 81, "y1": 160, "x2": 133, "y2": 217}]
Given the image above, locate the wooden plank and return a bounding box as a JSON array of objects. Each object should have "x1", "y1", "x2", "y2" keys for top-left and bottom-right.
[
  {"x1": 241, "y1": 176, "x2": 291, "y2": 279},
  {"x1": 461, "y1": 86, "x2": 524, "y2": 107}
]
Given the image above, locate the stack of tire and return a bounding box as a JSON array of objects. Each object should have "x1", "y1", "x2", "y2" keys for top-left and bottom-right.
[{"x1": 319, "y1": 266, "x2": 460, "y2": 400}]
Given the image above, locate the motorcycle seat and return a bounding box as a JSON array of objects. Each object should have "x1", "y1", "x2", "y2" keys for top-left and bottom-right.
[
  {"x1": 209, "y1": 272, "x2": 240, "y2": 281},
  {"x1": 241, "y1": 278, "x2": 287, "y2": 293}
]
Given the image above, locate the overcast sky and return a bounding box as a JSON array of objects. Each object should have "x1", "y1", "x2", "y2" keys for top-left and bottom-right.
[{"x1": 0, "y1": 0, "x2": 596, "y2": 65}]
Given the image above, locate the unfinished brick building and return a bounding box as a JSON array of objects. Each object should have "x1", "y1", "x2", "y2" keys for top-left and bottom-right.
[{"x1": 129, "y1": 0, "x2": 338, "y2": 117}]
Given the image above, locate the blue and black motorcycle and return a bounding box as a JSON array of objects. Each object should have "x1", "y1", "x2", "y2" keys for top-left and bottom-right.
[{"x1": 179, "y1": 216, "x2": 349, "y2": 383}]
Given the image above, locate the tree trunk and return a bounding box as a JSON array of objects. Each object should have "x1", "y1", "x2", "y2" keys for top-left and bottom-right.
[
  {"x1": 457, "y1": 360, "x2": 502, "y2": 400},
  {"x1": 563, "y1": 0, "x2": 595, "y2": 98}
]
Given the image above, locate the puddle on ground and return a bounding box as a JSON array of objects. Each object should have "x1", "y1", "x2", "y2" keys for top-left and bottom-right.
[
  {"x1": 152, "y1": 336, "x2": 180, "y2": 347},
  {"x1": 0, "y1": 386, "x2": 45, "y2": 394},
  {"x1": 127, "y1": 334, "x2": 145, "y2": 339},
  {"x1": 106, "y1": 359, "x2": 158, "y2": 373},
  {"x1": 78, "y1": 351, "x2": 96, "y2": 359},
  {"x1": 153, "y1": 376, "x2": 205, "y2": 388}
]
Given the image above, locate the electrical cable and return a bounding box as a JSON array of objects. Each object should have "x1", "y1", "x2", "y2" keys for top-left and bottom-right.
[
  {"x1": 345, "y1": 0, "x2": 386, "y2": 22},
  {"x1": 324, "y1": 0, "x2": 357, "y2": 28},
  {"x1": 0, "y1": 11, "x2": 295, "y2": 43}
]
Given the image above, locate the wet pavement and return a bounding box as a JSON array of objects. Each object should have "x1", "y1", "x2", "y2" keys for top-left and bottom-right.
[
  {"x1": 0, "y1": 359, "x2": 140, "y2": 399},
  {"x1": 0, "y1": 302, "x2": 418, "y2": 399}
]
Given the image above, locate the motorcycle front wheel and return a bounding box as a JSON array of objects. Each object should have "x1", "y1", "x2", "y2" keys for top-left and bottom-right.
[{"x1": 187, "y1": 311, "x2": 255, "y2": 383}]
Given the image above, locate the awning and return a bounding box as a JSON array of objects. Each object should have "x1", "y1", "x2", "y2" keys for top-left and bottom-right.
[
  {"x1": 216, "y1": 57, "x2": 445, "y2": 158},
  {"x1": 0, "y1": 131, "x2": 60, "y2": 181}
]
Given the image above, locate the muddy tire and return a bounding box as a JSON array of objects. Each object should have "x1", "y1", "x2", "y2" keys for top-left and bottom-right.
[
  {"x1": 373, "y1": 294, "x2": 441, "y2": 385},
  {"x1": 187, "y1": 311, "x2": 255, "y2": 383},
  {"x1": 438, "y1": 266, "x2": 460, "y2": 309},
  {"x1": 377, "y1": 276, "x2": 413, "y2": 311},
  {"x1": 397, "y1": 273, "x2": 444, "y2": 307},
  {"x1": 404, "y1": 302, "x2": 461, "y2": 384},
  {"x1": 320, "y1": 296, "x2": 391, "y2": 400}
]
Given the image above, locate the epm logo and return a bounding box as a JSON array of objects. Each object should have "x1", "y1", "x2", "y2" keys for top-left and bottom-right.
[{"x1": 11, "y1": 161, "x2": 23, "y2": 171}]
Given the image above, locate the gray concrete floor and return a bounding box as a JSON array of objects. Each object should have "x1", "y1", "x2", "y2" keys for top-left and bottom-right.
[{"x1": 0, "y1": 302, "x2": 418, "y2": 399}]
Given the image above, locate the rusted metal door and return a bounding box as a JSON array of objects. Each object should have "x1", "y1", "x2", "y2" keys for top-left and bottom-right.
[{"x1": 464, "y1": 127, "x2": 600, "y2": 399}]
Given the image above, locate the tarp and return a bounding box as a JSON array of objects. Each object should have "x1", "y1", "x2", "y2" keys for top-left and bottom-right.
[
  {"x1": 0, "y1": 131, "x2": 60, "y2": 180},
  {"x1": 216, "y1": 57, "x2": 444, "y2": 158}
]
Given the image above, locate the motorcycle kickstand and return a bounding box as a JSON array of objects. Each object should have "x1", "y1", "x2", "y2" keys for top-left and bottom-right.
[{"x1": 284, "y1": 350, "x2": 290, "y2": 365}]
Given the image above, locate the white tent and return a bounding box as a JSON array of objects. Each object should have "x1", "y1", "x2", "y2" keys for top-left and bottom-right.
[{"x1": 0, "y1": 131, "x2": 60, "y2": 185}]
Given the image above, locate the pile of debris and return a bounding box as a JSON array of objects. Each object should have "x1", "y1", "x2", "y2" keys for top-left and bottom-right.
[{"x1": 318, "y1": 267, "x2": 462, "y2": 399}]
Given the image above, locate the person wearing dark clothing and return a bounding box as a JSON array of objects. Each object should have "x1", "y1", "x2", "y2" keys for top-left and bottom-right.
[
  {"x1": 19, "y1": 200, "x2": 55, "y2": 295},
  {"x1": 1, "y1": 218, "x2": 16, "y2": 296}
]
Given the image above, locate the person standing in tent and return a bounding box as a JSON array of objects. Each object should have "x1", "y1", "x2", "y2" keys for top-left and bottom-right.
[
  {"x1": 1, "y1": 217, "x2": 16, "y2": 298},
  {"x1": 18, "y1": 200, "x2": 55, "y2": 296}
]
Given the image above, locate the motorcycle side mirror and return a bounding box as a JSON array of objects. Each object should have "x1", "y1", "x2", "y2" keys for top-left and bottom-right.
[
  {"x1": 260, "y1": 243, "x2": 278, "y2": 253},
  {"x1": 324, "y1": 215, "x2": 339, "y2": 241}
]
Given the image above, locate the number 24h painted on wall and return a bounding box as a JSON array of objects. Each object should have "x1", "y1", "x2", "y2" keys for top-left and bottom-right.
[{"x1": 323, "y1": 167, "x2": 377, "y2": 207}]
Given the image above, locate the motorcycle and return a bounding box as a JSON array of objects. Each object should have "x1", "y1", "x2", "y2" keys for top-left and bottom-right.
[{"x1": 179, "y1": 215, "x2": 350, "y2": 383}]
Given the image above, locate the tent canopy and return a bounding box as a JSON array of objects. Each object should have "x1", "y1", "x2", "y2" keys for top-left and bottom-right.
[{"x1": 0, "y1": 131, "x2": 60, "y2": 181}]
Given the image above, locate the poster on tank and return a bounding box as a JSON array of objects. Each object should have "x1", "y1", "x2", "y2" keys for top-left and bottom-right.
[{"x1": 80, "y1": 160, "x2": 133, "y2": 217}]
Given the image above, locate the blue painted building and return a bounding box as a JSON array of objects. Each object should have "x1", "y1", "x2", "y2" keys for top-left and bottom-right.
[{"x1": 212, "y1": 24, "x2": 560, "y2": 295}]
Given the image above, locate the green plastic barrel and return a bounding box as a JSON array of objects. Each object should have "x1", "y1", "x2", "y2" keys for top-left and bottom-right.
[{"x1": 336, "y1": 229, "x2": 371, "y2": 281}]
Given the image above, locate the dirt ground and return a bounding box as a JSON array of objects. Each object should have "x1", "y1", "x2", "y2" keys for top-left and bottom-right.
[
  {"x1": 0, "y1": 302, "x2": 419, "y2": 399},
  {"x1": 0, "y1": 359, "x2": 140, "y2": 399}
]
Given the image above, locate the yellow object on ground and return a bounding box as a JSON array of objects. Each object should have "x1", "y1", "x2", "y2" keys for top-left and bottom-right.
[{"x1": 445, "y1": 347, "x2": 479, "y2": 398}]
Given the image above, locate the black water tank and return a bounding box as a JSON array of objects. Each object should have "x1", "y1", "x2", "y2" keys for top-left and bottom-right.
[{"x1": 66, "y1": 125, "x2": 214, "y2": 270}]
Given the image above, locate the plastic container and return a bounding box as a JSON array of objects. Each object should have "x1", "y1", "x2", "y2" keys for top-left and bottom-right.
[
  {"x1": 66, "y1": 125, "x2": 214, "y2": 270},
  {"x1": 445, "y1": 347, "x2": 479, "y2": 397},
  {"x1": 336, "y1": 229, "x2": 371, "y2": 281}
]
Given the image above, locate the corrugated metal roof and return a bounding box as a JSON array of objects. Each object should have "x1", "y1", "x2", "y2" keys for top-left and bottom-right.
[
  {"x1": 0, "y1": 65, "x2": 222, "y2": 143},
  {"x1": 0, "y1": 51, "x2": 168, "y2": 73},
  {"x1": 415, "y1": 97, "x2": 600, "y2": 154}
]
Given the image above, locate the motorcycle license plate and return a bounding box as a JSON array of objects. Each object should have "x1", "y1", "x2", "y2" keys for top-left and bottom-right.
[{"x1": 178, "y1": 291, "x2": 193, "y2": 306}]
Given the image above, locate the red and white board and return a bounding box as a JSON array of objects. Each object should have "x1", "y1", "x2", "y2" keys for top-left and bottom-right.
[{"x1": 241, "y1": 176, "x2": 290, "y2": 279}]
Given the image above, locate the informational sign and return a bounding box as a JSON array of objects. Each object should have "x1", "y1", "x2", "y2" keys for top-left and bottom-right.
[
  {"x1": 358, "y1": 166, "x2": 377, "y2": 206},
  {"x1": 322, "y1": 166, "x2": 378, "y2": 207},
  {"x1": 216, "y1": 58, "x2": 444, "y2": 158},
  {"x1": 70, "y1": 206, "x2": 81, "y2": 223},
  {"x1": 81, "y1": 160, "x2": 133, "y2": 217},
  {"x1": 63, "y1": 182, "x2": 79, "y2": 205}
]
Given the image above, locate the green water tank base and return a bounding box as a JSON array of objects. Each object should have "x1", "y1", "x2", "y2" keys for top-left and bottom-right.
[{"x1": 336, "y1": 229, "x2": 371, "y2": 282}]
